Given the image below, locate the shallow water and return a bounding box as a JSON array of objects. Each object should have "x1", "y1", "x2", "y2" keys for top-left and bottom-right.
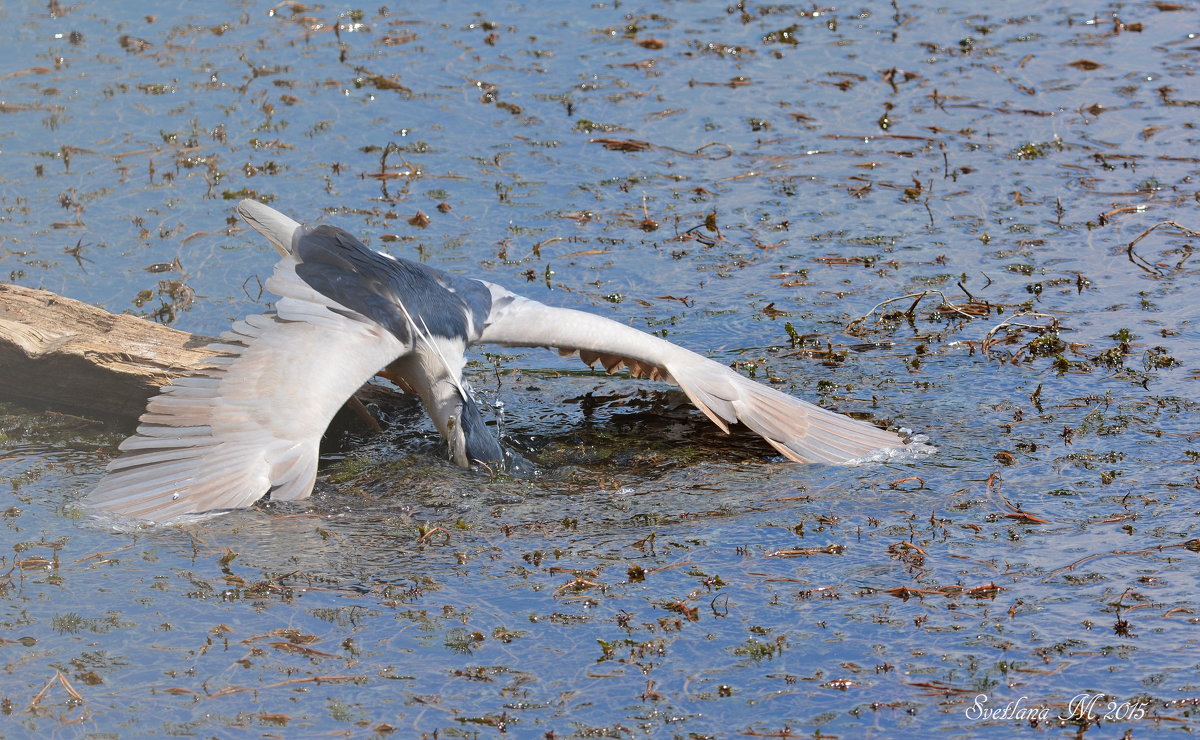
[{"x1": 2, "y1": 1, "x2": 1199, "y2": 737}]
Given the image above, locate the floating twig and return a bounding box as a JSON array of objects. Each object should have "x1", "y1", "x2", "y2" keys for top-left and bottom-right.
[
  {"x1": 846, "y1": 289, "x2": 976, "y2": 331},
  {"x1": 1125, "y1": 220, "x2": 1200, "y2": 276},
  {"x1": 589, "y1": 138, "x2": 732, "y2": 160},
  {"x1": 766, "y1": 544, "x2": 845, "y2": 558},
  {"x1": 980, "y1": 312, "x2": 1059, "y2": 353},
  {"x1": 1045, "y1": 539, "x2": 1200, "y2": 579},
  {"x1": 26, "y1": 671, "x2": 83, "y2": 713}
]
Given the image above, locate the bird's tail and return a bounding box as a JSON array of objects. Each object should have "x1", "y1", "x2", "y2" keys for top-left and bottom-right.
[
  {"x1": 666, "y1": 356, "x2": 904, "y2": 464},
  {"x1": 237, "y1": 199, "x2": 302, "y2": 257}
]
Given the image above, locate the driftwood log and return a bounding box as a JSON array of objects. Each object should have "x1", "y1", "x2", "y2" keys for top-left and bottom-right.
[
  {"x1": 0, "y1": 283, "x2": 396, "y2": 427},
  {"x1": 0, "y1": 283, "x2": 217, "y2": 422}
]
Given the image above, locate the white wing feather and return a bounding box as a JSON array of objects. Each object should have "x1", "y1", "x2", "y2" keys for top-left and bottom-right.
[
  {"x1": 476, "y1": 285, "x2": 903, "y2": 463},
  {"x1": 85, "y1": 259, "x2": 408, "y2": 522}
]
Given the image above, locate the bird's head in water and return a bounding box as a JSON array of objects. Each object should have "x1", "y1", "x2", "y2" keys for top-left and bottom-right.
[{"x1": 446, "y1": 389, "x2": 533, "y2": 475}]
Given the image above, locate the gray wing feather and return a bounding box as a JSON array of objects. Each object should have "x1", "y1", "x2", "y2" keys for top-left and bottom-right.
[
  {"x1": 475, "y1": 284, "x2": 903, "y2": 464},
  {"x1": 237, "y1": 198, "x2": 301, "y2": 256}
]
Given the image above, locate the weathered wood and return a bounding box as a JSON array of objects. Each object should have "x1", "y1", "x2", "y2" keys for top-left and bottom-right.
[
  {"x1": 1, "y1": 283, "x2": 410, "y2": 429},
  {"x1": 0, "y1": 283, "x2": 217, "y2": 422}
]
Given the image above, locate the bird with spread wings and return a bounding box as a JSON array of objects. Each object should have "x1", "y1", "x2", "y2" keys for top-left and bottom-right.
[{"x1": 86, "y1": 200, "x2": 907, "y2": 521}]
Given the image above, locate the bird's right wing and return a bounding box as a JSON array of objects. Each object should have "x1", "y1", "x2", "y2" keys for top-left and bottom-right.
[
  {"x1": 475, "y1": 285, "x2": 904, "y2": 464},
  {"x1": 85, "y1": 258, "x2": 409, "y2": 522}
]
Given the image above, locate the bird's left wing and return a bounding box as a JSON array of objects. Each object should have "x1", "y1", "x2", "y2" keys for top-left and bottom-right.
[
  {"x1": 85, "y1": 258, "x2": 409, "y2": 522},
  {"x1": 474, "y1": 283, "x2": 905, "y2": 464}
]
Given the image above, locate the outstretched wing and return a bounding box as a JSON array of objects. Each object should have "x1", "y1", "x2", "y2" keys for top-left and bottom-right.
[
  {"x1": 475, "y1": 284, "x2": 904, "y2": 463},
  {"x1": 85, "y1": 256, "x2": 409, "y2": 522}
]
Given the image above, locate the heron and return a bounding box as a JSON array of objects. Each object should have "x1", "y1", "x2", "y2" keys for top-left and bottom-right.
[{"x1": 85, "y1": 200, "x2": 907, "y2": 522}]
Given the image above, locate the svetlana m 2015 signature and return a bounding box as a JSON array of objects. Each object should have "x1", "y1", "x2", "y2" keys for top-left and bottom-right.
[{"x1": 964, "y1": 693, "x2": 1150, "y2": 723}]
